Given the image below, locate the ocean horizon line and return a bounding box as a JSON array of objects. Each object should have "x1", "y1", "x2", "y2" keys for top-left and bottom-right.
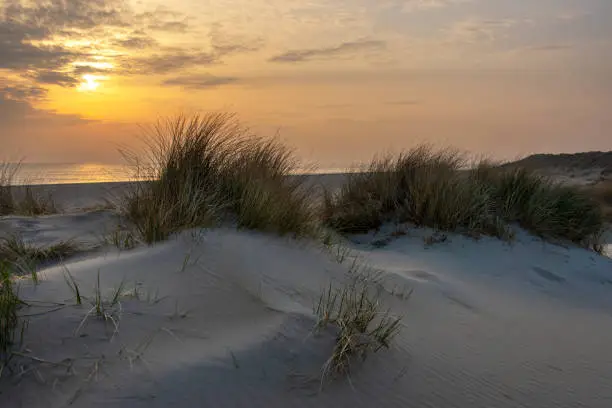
[{"x1": 9, "y1": 162, "x2": 357, "y2": 186}]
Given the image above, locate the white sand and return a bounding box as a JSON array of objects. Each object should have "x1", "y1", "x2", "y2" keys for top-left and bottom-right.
[{"x1": 1, "y1": 182, "x2": 612, "y2": 408}]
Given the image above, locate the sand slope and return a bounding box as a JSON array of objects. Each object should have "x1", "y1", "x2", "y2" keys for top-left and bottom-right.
[{"x1": 1, "y1": 209, "x2": 612, "y2": 407}]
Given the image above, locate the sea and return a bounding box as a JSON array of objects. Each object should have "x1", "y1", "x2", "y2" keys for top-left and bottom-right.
[{"x1": 11, "y1": 163, "x2": 349, "y2": 185}]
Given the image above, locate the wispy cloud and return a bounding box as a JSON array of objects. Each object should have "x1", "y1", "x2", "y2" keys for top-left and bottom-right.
[
  {"x1": 401, "y1": 0, "x2": 473, "y2": 13},
  {"x1": 24, "y1": 70, "x2": 80, "y2": 87},
  {"x1": 125, "y1": 49, "x2": 217, "y2": 75},
  {"x1": 446, "y1": 19, "x2": 519, "y2": 44},
  {"x1": 113, "y1": 32, "x2": 158, "y2": 49},
  {"x1": 524, "y1": 44, "x2": 573, "y2": 52},
  {"x1": 269, "y1": 40, "x2": 386, "y2": 63},
  {"x1": 384, "y1": 99, "x2": 421, "y2": 106},
  {"x1": 0, "y1": 83, "x2": 47, "y2": 102},
  {"x1": 162, "y1": 74, "x2": 238, "y2": 89}
]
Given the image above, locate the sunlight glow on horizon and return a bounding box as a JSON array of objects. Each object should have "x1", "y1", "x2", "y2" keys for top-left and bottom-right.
[{"x1": 1, "y1": 0, "x2": 611, "y2": 166}]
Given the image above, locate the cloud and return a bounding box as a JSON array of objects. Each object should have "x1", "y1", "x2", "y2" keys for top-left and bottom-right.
[
  {"x1": 524, "y1": 44, "x2": 573, "y2": 52},
  {"x1": 401, "y1": 0, "x2": 472, "y2": 13},
  {"x1": 3, "y1": 0, "x2": 128, "y2": 32},
  {"x1": 113, "y1": 32, "x2": 158, "y2": 49},
  {"x1": 384, "y1": 99, "x2": 421, "y2": 106},
  {"x1": 0, "y1": 20, "x2": 79, "y2": 71},
  {"x1": 23, "y1": 70, "x2": 79, "y2": 87},
  {"x1": 147, "y1": 20, "x2": 188, "y2": 32},
  {"x1": 126, "y1": 49, "x2": 218, "y2": 74},
  {"x1": 0, "y1": 83, "x2": 89, "y2": 126},
  {"x1": 0, "y1": 83, "x2": 47, "y2": 102},
  {"x1": 134, "y1": 7, "x2": 189, "y2": 32},
  {"x1": 269, "y1": 40, "x2": 386, "y2": 63},
  {"x1": 208, "y1": 23, "x2": 264, "y2": 57},
  {"x1": 162, "y1": 74, "x2": 238, "y2": 89},
  {"x1": 1, "y1": 0, "x2": 266, "y2": 87},
  {"x1": 0, "y1": 0, "x2": 120, "y2": 79},
  {"x1": 446, "y1": 19, "x2": 518, "y2": 44}
]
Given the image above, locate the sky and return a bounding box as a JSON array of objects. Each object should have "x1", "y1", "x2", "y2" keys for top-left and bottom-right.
[{"x1": 1, "y1": 0, "x2": 611, "y2": 168}]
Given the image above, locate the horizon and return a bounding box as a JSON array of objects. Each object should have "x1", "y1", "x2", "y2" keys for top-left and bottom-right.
[{"x1": 2, "y1": 0, "x2": 611, "y2": 168}]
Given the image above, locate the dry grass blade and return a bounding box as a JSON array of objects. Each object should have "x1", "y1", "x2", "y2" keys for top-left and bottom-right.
[
  {"x1": 63, "y1": 266, "x2": 82, "y2": 305},
  {"x1": 72, "y1": 270, "x2": 126, "y2": 341},
  {"x1": 315, "y1": 280, "x2": 402, "y2": 383}
]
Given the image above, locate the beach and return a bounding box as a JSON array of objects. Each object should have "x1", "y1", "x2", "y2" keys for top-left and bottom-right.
[{"x1": 1, "y1": 175, "x2": 611, "y2": 408}]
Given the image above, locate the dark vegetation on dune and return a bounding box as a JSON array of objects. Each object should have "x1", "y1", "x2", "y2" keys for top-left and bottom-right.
[
  {"x1": 583, "y1": 180, "x2": 612, "y2": 223},
  {"x1": 118, "y1": 114, "x2": 605, "y2": 250},
  {"x1": 506, "y1": 151, "x2": 612, "y2": 175},
  {"x1": 121, "y1": 113, "x2": 315, "y2": 244},
  {"x1": 322, "y1": 146, "x2": 605, "y2": 251},
  {"x1": 0, "y1": 163, "x2": 57, "y2": 216},
  {"x1": 0, "y1": 261, "x2": 21, "y2": 357}
]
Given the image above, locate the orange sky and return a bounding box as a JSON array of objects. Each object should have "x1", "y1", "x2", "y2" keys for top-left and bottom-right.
[{"x1": 1, "y1": 0, "x2": 611, "y2": 168}]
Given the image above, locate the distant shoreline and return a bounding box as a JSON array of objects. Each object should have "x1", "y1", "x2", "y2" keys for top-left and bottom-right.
[
  {"x1": 10, "y1": 162, "x2": 356, "y2": 187},
  {"x1": 5, "y1": 173, "x2": 350, "y2": 213}
]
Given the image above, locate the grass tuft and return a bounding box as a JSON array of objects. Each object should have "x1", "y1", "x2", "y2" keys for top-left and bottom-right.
[
  {"x1": 0, "y1": 162, "x2": 19, "y2": 216},
  {"x1": 121, "y1": 113, "x2": 315, "y2": 243},
  {"x1": 105, "y1": 228, "x2": 137, "y2": 251},
  {"x1": 475, "y1": 165, "x2": 604, "y2": 248},
  {"x1": 16, "y1": 186, "x2": 57, "y2": 216},
  {"x1": 315, "y1": 280, "x2": 401, "y2": 380},
  {"x1": 73, "y1": 270, "x2": 125, "y2": 341},
  {"x1": 0, "y1": 162, "x2": 57, "y2": 216},
  {"x1": 581, "y1": 180, "x2": 612, "y2": 223},
  {"x1": 0, "y1": 234, "x2": 78, "y2": 275},
  {"x1": 324, "y1": 145, "x2": 604, "y2": 250},
  {"x1": 0, "y1": 261, "x2": 21, "y2": 357}
]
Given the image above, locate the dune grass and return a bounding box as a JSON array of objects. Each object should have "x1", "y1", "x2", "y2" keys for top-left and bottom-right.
[
  {"x1": 0, "y1": 162, "x2": 57, "y2": 216},
  {"x1": 15, "y1": 186, "x2": 57, "y2": 216},
  {"x1": 121, "y1": 113, "x2": 315, "y2": 243},
  {"x1": 475, "y1": 165, "x2": 604, "y2": 247},
  {"x1": 315, "y1": 280, "x2": 401, "y2": 380},
  {"x1": 0, "y1": 163, "x2": 19, "y2": 216},
  {"x1": 0, "y1": 234, "x2": 78, "y2": 277},
  {"x1": 323, "y1": 146, "x2": 604, "y2": 250},
  {"x1": 582, "y1": 180, "x2": 612, "y2": 223},
  {"x1": 0, "y1": 261, "x2": 20, "y2": 357},
  {"x1": 67, "y1": 270, "x2": 126, "y2": 340}
]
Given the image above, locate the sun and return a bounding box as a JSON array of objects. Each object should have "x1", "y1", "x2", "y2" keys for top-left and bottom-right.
[{"x1": 78, "y1": 75, "x2": 102, "y2": 92}]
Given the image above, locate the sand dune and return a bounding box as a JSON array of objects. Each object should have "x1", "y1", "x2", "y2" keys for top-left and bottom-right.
[{"x1": 1, "y1": 179, "x2": 612, "y2": 408}]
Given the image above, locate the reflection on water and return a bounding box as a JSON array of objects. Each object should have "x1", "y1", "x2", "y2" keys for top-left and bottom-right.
[
  {"x1": 14, "y1": 163, "x2": 135, "y2": 185},
  {"x1": 13, "y1": 163, "x2": 351, "y2": 185}
]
